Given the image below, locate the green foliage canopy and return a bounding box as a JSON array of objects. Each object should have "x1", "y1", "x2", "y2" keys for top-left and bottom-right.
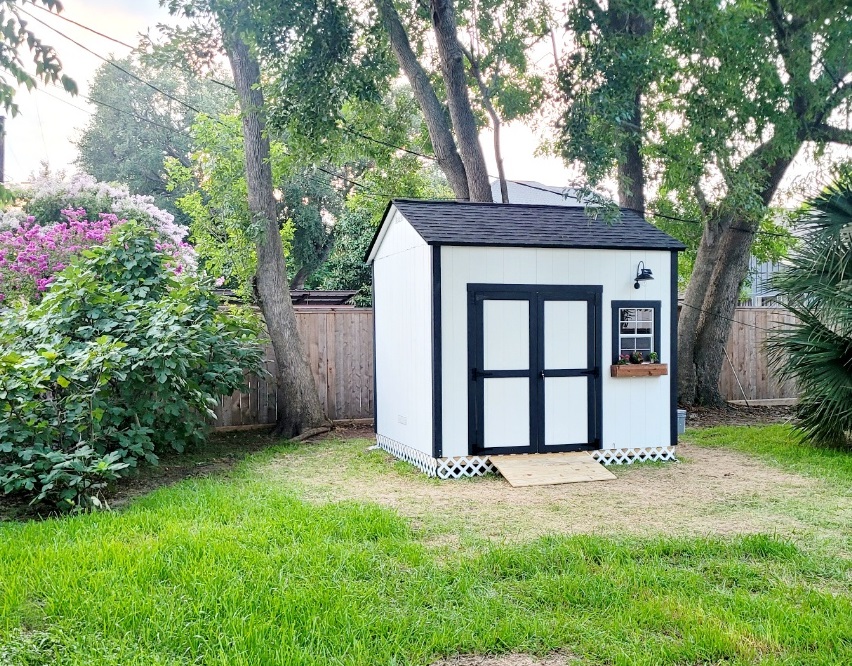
[
  {"x1": 75, "y1": 54, "x2": 234, "y2": 224},
  {"x1": 557, "y1": 0, "x2": 851, "y2": 276}
]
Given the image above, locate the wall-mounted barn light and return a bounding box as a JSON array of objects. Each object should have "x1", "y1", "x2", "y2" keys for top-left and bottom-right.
[{"x1": 634, "y1": 261, "x2": 654, "y2": 289}]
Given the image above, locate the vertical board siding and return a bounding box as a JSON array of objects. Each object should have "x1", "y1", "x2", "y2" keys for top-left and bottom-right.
[
  {"x1": 718, "y1": 307, "x2": 797, "y2": 401},
  {"x1": 213, "y1": 308, "x2": 375, "y2": 425},
  {"x1": 215, "y1": 306, "x2": 796, "y2": 428}
]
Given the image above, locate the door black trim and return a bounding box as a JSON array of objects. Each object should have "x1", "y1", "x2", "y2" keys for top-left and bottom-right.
[{"x1": 467, "y1": 284, "x2": 602, "y2": 456}]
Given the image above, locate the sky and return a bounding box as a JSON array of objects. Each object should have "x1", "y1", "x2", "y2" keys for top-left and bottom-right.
[
  {"x1": 4, "y1": 0, "x2": 575, "y2": 189},
  {"x1": 5, "y1": 1, "x2": 173, "y2": 183}
]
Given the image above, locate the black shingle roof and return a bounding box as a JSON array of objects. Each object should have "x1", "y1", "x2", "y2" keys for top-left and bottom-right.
[{"x1": 368, "y1": 200, "x2": 685, "y2": 259}]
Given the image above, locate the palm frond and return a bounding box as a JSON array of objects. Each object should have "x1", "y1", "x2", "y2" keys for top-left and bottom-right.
[{"x1": 768, "y1": 179, "x2": 852, "y2": 449}]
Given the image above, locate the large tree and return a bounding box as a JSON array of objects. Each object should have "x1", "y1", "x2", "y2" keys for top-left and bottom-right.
[
  {"x1": 375, "y1": 0, "x2": 494, "y2": 201},
  {"x1": 558, "y1": 0, "x2": 852, "y2": 406},
  {"x1": 76, "y1": 56, "x2": 233, "y2": 222},
  {"x1": 163, "y1": 0, "x2": 368, "y2": 435}
]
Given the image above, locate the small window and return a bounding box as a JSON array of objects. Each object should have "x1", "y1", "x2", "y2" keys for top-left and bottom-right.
[
  {"x1": 611, "y1": 301, "x2": 661, "y2": 363},
  {"x1": 619, "y1": 307, "x2": 653, "y2": 357}
]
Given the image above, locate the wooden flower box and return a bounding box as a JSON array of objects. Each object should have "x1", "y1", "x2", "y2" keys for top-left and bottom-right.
[{"x1": 610, "y1": 363, "x2": 669, "y2": 378}]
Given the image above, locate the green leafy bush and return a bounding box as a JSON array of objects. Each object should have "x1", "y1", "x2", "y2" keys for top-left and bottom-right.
[{"x1": 0, "y1": 222, "x2": 263, "y2": 511}]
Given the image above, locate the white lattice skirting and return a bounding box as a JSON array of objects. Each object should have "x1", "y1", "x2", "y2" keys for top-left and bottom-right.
[
  {"x1": 592, "y1": 446, "x2": 677, "y2": 465},
  {"x1": 376, "y1": 436, "x2": 676, "y2": 479}
]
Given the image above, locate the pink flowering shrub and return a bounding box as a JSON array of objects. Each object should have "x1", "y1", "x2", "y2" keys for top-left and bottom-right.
[
  {"x1": 0, "y1": 209, "x2": 117, "y2": 303},
  {"x1": 1, "y1": 173, "x2": 198, "y2": 303}
]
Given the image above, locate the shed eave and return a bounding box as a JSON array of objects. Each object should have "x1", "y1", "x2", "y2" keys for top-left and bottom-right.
[{"x1": 365, "y1": 203, "x2": 431, "y2": 264}]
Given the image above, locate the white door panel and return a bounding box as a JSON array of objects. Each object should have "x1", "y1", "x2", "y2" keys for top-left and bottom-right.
[
  {"x1": 483, "y1": 378, "x2": 530, "y2": 448},
  {"x1": 544, "y1": 300, "x2": 587, "y2": 369},
  {"x1": 483, "y1": 300, "x2": 529, "y2": 370},
  {"x1": 544, "y1": 377, "x2": 588, "y2": 445}
]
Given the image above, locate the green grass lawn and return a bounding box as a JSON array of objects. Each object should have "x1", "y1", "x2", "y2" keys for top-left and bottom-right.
[{"x1": 1, "y1": 425, "x2": 850, "y2": 665}]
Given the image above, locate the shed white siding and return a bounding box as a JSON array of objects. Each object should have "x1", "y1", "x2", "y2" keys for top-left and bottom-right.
[
  {"x1": 440, "y1": 246, "x2": 673, "y2": 457},
  {"x1": 372, "y1": 209, "x2": 433, "y2": 455}
]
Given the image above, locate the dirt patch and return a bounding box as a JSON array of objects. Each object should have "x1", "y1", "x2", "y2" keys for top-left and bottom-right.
[
  {"x1": 432, "y1": 655, "x2": 575, "y2": 666},
  {"x1": 687, "y1": 404, "x2": 797, "y2": 428},
  {"x1": 262, "y1": 440, "x2": 838, "y2": 544}
]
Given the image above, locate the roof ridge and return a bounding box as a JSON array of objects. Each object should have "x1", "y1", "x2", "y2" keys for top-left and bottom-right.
[{"x1": 391, "y1": 198, "x2": 642, "y2": 214}]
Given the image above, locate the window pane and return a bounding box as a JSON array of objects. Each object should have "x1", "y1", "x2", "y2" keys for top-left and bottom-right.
[
  {"x1": 620, "y1": 337, "x2": 636, "y2": 352},
  {"x1": 620, "y1": 308, "x2": 636, "y2": 323},
  {"x1": 636, "y1": 323, "x2": 652, "y2": 335},
  {"x1": 637, "y1": 308, "x2": 653, "y2": 322},
  {"x1": 635, "y1": 337, "x2": 652, "y2": 352},
  {"x1": 620, "y1": 321, "x2": 635, "y2": 334}
]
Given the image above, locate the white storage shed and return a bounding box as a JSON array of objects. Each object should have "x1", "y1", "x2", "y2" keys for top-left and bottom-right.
[{"x1": 367, "y1": 200, "x2": 686, "y2": 478}]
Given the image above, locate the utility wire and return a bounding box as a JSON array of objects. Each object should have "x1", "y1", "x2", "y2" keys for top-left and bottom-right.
[
  {"x1": 28, "y1": 3, "x2": 237, "y2": 92},
  {"x1": 32, "y1": 92, "x2": 50, "y2": 165},
  {"x1": 679, "y1": 301, "x2": 779, "y2": 332},
  {"x1": 43, "y1": 86, "x2": 196, "y2": 137},
  {"x1": 28, "y1": 1, "x2": 136, "y2": 49},
  {"x1": 20, "y1": 7, "x2": 207, "y2": 117},
  {"x1": 341, "y1": 124, "x2": 795, "y2": 239}
]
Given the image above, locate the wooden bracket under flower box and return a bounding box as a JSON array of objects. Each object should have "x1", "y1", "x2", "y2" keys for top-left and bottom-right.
[{"x1": 610, "y1": 363, "x2": 669, "y2": 377}]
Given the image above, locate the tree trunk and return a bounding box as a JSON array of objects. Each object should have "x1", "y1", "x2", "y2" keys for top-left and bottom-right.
[
  {"x1": 224, "y1": 31, "x2": 328, "y2": 436},
  {"x1": 618, "y1": 90, "x2": 645, "y2": 213},
  {"x1": 677, "y1": 215, "x2": 729, "y2": 404},
  {"x1": 609, "y1": 3, "x2": 649, "y2": 213},
  {"x1": 691, "y1": 223, "x2": 756, "y2": 405},
  {"x1": 492, "y1": 118, "x2": 509, "y2": 203},
  {"x1": 685, "y1": 149, "x2": 798, "y2": 405},
  {"x1": 430, "y1": 0, "x2": 493, "y2": 202},
  {"x1": 375, "y1": 0, "x2": 470, "y2": 201}
]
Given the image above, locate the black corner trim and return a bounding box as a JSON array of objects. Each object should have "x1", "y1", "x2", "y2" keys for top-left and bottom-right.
[
  {"x1": 371, "y1": 262, "x2": 378, "y2": 433},
  {"x1": 670, "y1": 252, "x2": 679, "y2": 446},
  {"x1": 610, "y1": 300, "x2": 662, "y2": 365},
  {"x1": 432, "y1": 246, "x2": 443, "y2": 458}
]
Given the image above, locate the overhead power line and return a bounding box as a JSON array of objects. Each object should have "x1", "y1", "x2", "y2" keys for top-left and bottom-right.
[
  {"x1": 40, "y1": 86, "x2": 196, "y2": 138},
  {"x1": 679, "y1": 301, "x2": 778, "y2": 333},
  {"x1": 20, "y1": 6, "x2": 207, "y2": 116},
  {"x1": 28, "y1": 2, "x2": 136, "y2": 49}
]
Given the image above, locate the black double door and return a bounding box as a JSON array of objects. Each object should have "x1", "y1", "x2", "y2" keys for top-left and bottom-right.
[{"x1": 468, "y1": 284, "x2": 602, "y2": 455}]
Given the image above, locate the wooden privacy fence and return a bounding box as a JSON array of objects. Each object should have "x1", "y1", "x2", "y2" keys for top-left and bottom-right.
[
  {"x1": 215, "y1": 306, "x2": 797, "y2": 427},
  {"x1": 718, "y1": 307, "x2": 797, "y2": 402},
  {"x1": 214, "y1": 308, "x2": 374, "y2": 427}
]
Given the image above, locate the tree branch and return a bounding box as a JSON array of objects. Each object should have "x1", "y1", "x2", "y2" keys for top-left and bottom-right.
[{"x1": 810, "y1": 124, "x2": 852, "y2": 145}]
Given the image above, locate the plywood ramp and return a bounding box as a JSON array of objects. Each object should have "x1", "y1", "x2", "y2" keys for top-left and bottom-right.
[{"x1": 492, "y1": 452, "x2": 616, "y2": 487}]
